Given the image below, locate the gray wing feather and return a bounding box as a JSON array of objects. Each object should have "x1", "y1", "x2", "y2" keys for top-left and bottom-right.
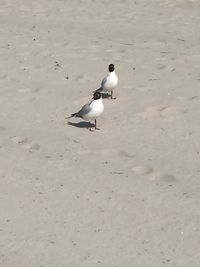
[
  {"x1": 101, "y1": 77, "x2": 107, "y2": 87},
  {"x1": 93, "y1": 87, "x2": 103, "y2": 93},
  {"x1": 76, "y1": 103, "x2": 92, "y2": 118},
  {"x1": 93, "y1": 77, "x2": 107, "y2": 94}
]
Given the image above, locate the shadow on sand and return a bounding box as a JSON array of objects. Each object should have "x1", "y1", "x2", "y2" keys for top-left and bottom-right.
[
  {"x1": 102, "y1": 93, "x2": 111, "y2": 99},
  {"x1": 67, "y1": 121, "x2": 95, "y2": 129}
]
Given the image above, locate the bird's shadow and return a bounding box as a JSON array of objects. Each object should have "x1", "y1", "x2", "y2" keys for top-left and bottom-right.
[
  {"x1": 102, "y1": 93, "x2": 111, "y2": 99},
  {"x1": 67, "y1": 121, "x2": 95, "y2": 129}
]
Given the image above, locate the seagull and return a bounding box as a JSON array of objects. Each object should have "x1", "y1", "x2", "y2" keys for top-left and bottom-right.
[
  {"x1": 94, "y1": 64, "x2": 118, "y2": 99},
  {"x1": 67, "y1": 92, "x2": 104, "y2": 131}
]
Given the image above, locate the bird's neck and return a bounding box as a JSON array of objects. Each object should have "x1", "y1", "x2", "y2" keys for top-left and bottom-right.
[
  {"x1": 96, "y1": 98, "x2": 102, "y2": 103},
  {"x1": 109, "y1": 70, "x2": 116, "y2": 76},
  {"x1": 93, "y1": 98, "x2": 102, "y2": 105}
]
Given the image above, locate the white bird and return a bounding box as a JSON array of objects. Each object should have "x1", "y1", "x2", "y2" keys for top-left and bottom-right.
[
  {"x1": 94, "y1": 64, "x2": 118, "y2": 99},
  {"x1": 67, "y1": 92, "x2": 104, "y2": 131}
]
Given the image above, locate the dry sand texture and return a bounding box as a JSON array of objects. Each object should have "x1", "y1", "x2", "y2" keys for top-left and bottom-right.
[{"x1": 0, "y1": 0, "x2": 200, "y2": 266}]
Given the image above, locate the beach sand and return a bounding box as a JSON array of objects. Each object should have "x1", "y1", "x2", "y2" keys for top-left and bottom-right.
[{"x1": 0, "y1": 0, "x2": 200, "y2": 266}]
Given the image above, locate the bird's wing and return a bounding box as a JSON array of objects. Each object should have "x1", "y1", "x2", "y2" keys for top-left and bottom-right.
[
  {"x1": 76, "y1": 102, "x2": 92, "y2": 118},
  {"x1": 101, "y1": 76, "x2": 107, "y2": 87},
  {"x1": 93, "y1": 87, "x2": 103, "y2": 93},
  {"x1": 93, "y1": 75, "x2": 108, "y2": 94}
]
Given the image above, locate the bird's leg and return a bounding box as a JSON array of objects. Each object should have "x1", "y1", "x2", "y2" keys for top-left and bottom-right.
[
  {"x1": 89, "y1": 120, "x2": 95, "y2": 132},
  {"x1": 95, "y1": 119, "x2": 100, "y2": 130},
  {"x1": 111, "y1": 91, "x2": 116, "y2": 100}
]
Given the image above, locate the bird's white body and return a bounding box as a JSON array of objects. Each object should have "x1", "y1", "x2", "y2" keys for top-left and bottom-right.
[
  {"x1": 83, "y1": 98, "x2": 104, "y2": 120},
  {"x1": 101, "y1": 70, "x2": 118, "y2": 92}
]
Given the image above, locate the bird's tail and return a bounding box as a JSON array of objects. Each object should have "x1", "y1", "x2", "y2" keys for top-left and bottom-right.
[
  {"x1": 66, "y1": 113, "x2": 77, "y2": 119},
  {"x1": 93, "y1": 87, "x2": 103, "y2": 93}
]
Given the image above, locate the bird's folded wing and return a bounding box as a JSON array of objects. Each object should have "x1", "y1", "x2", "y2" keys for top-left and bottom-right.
[
  {"x1": 101, "y1": 76, "x2": 107, "y2": 87},
  {"x1": 93, "y1": 87, "x2": 103, "y2": 93},
  {"x1": 76, "y1": 103, "x2": 92, "y2": 118}
]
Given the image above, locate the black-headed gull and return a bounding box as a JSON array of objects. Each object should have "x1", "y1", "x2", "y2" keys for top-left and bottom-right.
[
  {"x1": 94, "y1": 64, "x2": 118, "y2": 99},
  {"x1": 67, "y1": 92, "x2": 104, "y2": 131}
]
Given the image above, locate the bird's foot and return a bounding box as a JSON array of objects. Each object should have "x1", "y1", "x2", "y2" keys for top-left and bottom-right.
[
  {"x1": 89, "y1": 127, "x2": 95, "y2": 132},
  {"x1": 88, "y1": 122, "x2": 95, "y2": 131},
  {"x1": 110, "y1": 91, "x2": 116, "y2": 100}
]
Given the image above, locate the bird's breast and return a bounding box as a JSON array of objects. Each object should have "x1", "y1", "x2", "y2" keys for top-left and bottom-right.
[
  {"x1": 84, "y1": 100, "x2": 104, "y2": 119},
  {"x1": 103, "y1": 75, "x2": 118, "y2": 91}
]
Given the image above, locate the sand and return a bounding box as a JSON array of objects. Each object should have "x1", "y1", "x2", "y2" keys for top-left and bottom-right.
[{"x1": 0, "y1": 0, "x2": 200, "y2": 266}]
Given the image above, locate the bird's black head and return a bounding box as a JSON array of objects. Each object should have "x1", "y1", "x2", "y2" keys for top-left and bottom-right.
[
  {"x1": 108, "y1": 64, "x2": 115, "y2": 72},
  {"x1": 92, "y1": 91, "x2": 102, "y2": 100}
]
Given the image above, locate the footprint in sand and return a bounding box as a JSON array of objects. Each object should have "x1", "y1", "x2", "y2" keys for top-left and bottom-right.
[
  {"x1": 118, "y1": 150, "x2": 135, "y2": 158},
  {"x1": 176, "y1": 95, "x2": 200, "y2": 103},
  {"x1": 157, "y1": 65, "x2": 167, "y2": 70},
  {"x1": 11, "y1": 136, "x2": 28, "y2": 144},
  {"x1": 132, "y1": 166, "x2": 176, "y2": 183},
  {"x1": 31, "y1": 88, "x2": 40, "y2": 93},
  {"x1": 0, "y1": 74, "x2": 7, "y2": 81},
  {"x1": 138, "y1": 105, "x2": 188, "y2": 120},
  {"x1": 117, "y1": 48, "x2": 126, "y2": 54},
  {"x1": 11, "y1": 136, "x2": 40, "y2": 151},
  {"x1": 190, "y1": 96, "x2": 199, "y2": 101}
]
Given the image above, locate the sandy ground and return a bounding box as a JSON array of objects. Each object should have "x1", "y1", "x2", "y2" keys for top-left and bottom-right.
[{"x1": 0, "y1": 0, "x2": 200, "y2": 266}]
